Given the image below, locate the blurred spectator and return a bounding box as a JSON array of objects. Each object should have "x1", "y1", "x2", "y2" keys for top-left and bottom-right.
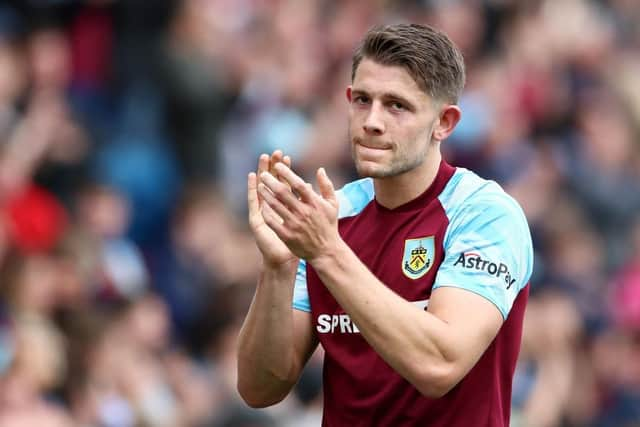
[
  {"x1": 0, "y1": 0, "x2": 637, "y2": 426},
  {"x1": 151, "y1": 184, "x2": 258, "y2": 353},
  {"x1": 0, "y1": 250, "x2": 73, "y2": 425},
  {"x1": 74, "y1": 183, "x2": 148, "y2": 302},
  {"x1": 611, "y1": 219, "x2": 640, "y2": 331},
  {"x1": 0, "y1": 319, "x2": 73, "y2": 427}
]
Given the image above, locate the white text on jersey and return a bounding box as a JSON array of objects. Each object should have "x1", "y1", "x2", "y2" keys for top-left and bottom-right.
[{"x1": 316, "y1": 299, "x2": 429, "y2": 334}]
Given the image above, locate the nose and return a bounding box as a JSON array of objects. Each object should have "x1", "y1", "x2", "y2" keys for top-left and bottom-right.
[{"x1": 363, "y1": 103, "x2": 385, "y2": 136}]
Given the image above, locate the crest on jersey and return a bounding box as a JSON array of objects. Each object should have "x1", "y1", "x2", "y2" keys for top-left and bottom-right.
[{"x1": 402, "y1": 236, "x2": 435, "y2": 280}]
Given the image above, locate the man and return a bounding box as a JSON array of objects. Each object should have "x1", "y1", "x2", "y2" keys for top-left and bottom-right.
[{"x1": 237, "y1": 23, "x2": 533, "y2": 427}]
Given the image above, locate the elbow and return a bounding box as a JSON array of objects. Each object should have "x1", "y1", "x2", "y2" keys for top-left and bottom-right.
[
  {"x1": 412, "y1": 360, "x2": 460, "y2": 399},
  {"x1": 237, "y1": 377, "x2": 288, "y2": 409},
  {"x1": 238, "y1": 392, "x2": 284, "y2": 409},
  {"x1": 417, "y1": 381, "x2": 456, "y2": 399}
]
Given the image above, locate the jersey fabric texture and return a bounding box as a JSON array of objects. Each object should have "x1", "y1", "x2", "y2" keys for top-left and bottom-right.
[{"x1": 292, "y1": 160, "x2": 534, "y2": 427}]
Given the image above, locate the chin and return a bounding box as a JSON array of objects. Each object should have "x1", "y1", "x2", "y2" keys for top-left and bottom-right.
[
  {"x1": 352, "y1": 145, "x2": 395, "y2": 178},
  {"x1": 355, "y1": 156, "x2": 423, "y2": 179},
  {"x1": 355, "y1": 161, "x2": 391, "y2": 178}
]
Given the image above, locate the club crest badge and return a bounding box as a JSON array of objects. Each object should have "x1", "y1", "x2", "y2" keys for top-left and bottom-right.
[{"x1": 402, "y1": 236, "x2": 435, "y2": 280}]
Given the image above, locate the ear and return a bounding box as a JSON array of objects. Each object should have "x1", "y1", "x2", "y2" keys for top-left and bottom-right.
[
  {"x1": 433, "y1": 105, "x2": 462, "y2": 142},
  {"x1": 346, "y1": 86, "x2": 353, "y2": 103}
]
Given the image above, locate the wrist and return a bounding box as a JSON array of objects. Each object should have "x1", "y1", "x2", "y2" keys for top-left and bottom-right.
[
  {"x1": 261, "y1": 258, "x2": 299, "y2": 277},
  {"x1": 308, "y1": 238, "x2": 348, "y2": 273}
]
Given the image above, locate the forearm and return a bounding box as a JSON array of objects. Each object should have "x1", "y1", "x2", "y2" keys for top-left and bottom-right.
[
  {"x1": 310, "y1": 241, "x2": 458, "y2": 396},
  {"x1": 237, "y1": 263, "x2": 300, "y2": 405}
]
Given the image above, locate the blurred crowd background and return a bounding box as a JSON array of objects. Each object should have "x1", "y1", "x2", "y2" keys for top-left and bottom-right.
[{"x1": 0, "y1": 0, "x2": 638, "y2": 426}]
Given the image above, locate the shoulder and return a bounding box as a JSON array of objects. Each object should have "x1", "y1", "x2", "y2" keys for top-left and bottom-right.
[
  {"x1": 439, "y1": 168, "x2": 525, "y2": 224},
  {"x1": 335, "y1": 177, "x2": 374, "y2": 219},
  {"x1": 439, "y1": 168, "x2": 531, "y2": 245}
]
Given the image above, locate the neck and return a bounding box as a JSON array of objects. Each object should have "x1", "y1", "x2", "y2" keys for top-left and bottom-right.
[{"x1": 373, "y1": 149, "x2": 442, "y2": 210}]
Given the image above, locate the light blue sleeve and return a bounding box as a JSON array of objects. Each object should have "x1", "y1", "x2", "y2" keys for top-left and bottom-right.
[
  {"x1": 433, "y1": 170, "x2": 533, "y2": 319},
  {"x1": 292, "y1": 259, "x2": 310, "y2": 311},
  {"x1": 292, "y1": 177, "x2": 374, "y2": 312}
]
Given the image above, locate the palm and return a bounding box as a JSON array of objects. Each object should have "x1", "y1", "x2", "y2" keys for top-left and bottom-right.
[{"x1": 250, "y1": 204, "x2": 297, "y2": 267}]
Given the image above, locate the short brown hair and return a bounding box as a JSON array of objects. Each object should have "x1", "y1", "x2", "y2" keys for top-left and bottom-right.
[{"x1": 351, "y1": 24, "x2": 466, "y2": 104}]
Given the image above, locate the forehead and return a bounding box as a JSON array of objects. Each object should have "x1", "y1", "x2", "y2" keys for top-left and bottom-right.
[{"x1": 352, "y1": 58, "x2": 430, "y2": 105}]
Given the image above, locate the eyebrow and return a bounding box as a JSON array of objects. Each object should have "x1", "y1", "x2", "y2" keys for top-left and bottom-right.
[{"x1": 351, "y1": 89, "x2": 417, "y2": 110}]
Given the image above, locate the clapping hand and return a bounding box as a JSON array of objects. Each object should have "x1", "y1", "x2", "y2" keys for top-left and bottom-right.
[
  {"x1": 247, "y1": 151, "x2": 298, "y2": 270},
  {"x1": 257, "y1": 163, "x2": 340, "y2": 263}
]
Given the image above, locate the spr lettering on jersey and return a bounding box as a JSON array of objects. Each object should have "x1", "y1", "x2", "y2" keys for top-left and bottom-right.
[
  {"x1": 317, "y1": 314, "x2": 360, "y2": 334},
  {"x1": 454, "y1": 252, "x2": 516, "y2": 289},
  {"x1": 316, "y1": 300, "x2": 429, "y2": 334}
]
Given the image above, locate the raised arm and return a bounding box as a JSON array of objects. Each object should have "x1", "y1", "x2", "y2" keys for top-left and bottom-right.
[
  {"x1": 237, "y1": 267, "x2": 317, "y2": 407},
  {"x1": 236, "y1": 152, "x2": 318, "y2": 407}
]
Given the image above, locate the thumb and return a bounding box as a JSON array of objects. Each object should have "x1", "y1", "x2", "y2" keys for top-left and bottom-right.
[{"x1": 317, "y1": 167, "x2": 337, "y2": 205}]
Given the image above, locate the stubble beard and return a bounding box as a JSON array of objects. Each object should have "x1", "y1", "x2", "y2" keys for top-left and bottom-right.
[{"x1": 351, "y1": 135, "x2": 428, "y2": 179}]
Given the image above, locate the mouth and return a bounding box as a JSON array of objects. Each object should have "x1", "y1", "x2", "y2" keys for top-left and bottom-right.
[{"x1": 354, "y1": 138, "x2": 392, "y2": 151}]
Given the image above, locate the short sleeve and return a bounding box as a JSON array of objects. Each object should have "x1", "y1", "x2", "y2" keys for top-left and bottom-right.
[
  {"x1": 433, "y1": 171, "x2": 533, "y2": 319},
  {"x1": 292, "y1": 259, "x2": 311, "y2": 312},
  {"x1": 291, "y1": 177, "x2": 374, "y2": 312}
]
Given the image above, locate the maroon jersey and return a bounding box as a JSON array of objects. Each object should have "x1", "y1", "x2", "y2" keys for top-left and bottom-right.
[{"x1": 293, "y1": 161, "x2": 534, "y2": 426}]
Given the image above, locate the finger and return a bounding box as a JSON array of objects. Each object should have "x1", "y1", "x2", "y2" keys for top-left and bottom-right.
[
  {"x1": 258, "y1": 182, "x2": 296, "y2": 224},
  {"x1": 257, "y1": 154, "x2": 270, "y2": 200},
  {"x1": 260, "y1": 171, "x2": 304, "y2": 211},
  {"x1": 273, "y1": 163, "x2": 315, "y2": 203},
  {"x1": 280, "y1": 155, "x2": 293, "y2": 187},
  {"x1": 248, "y1": 172, "x2": 258, "y2": 210},
  {"x1": 269, "y1": 150, "x2": 284, "y2": 174},
  {"x1": 317, "y1": 167, "x2": 337, "y2": 205},
  {"x1": 261, "y1": 198, "x2": 289, "y2": 239},
  {"x1": 247, "y1": 173, "x2": 260, "y2": 226},
  {"x1": 270, "y1": 150, "x2": 290, "y2": 188},
  {"x1": 257, "y1": 153, "x2": 270, "y2": 177},
  {"x1": 267, "y1": 150, "x2": 292, "y2": 190}
]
